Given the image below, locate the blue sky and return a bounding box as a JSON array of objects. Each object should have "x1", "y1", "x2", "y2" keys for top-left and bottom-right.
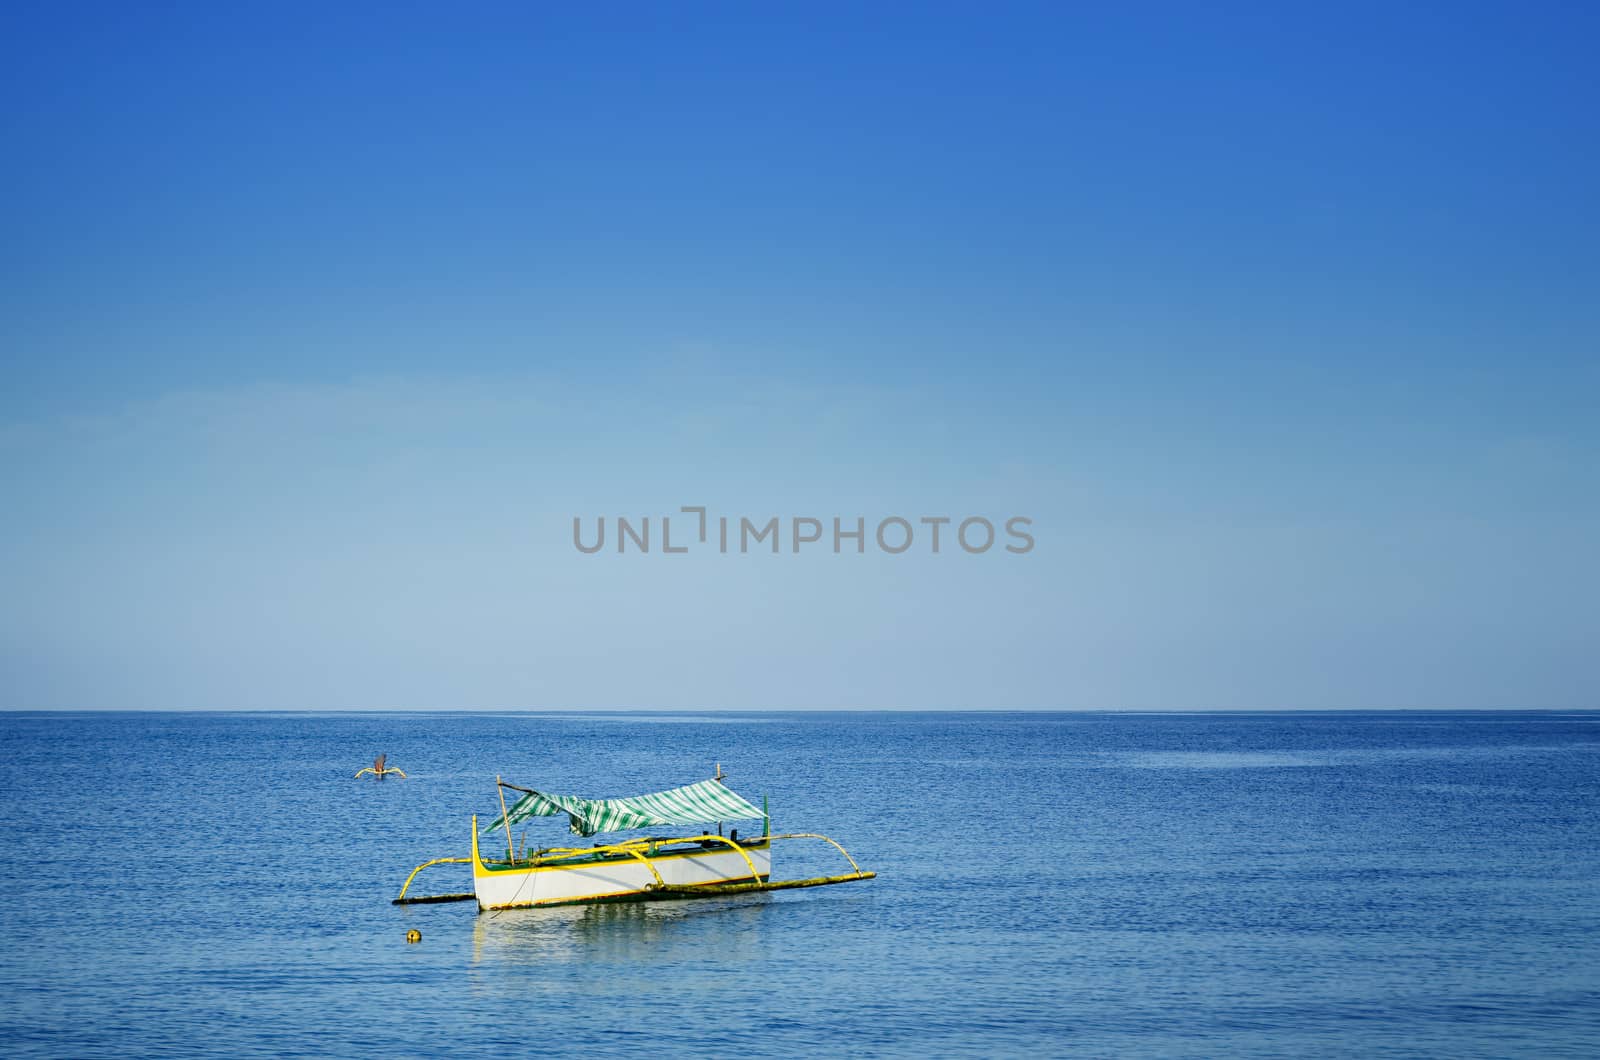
[{"x1": 2, "y1": 3, "x2": 1596, "y2": 709}]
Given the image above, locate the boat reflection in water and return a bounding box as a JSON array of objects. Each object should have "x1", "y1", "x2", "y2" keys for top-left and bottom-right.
[{"x1": 470, "y1": 893, "x2": 778, "y2": 968}]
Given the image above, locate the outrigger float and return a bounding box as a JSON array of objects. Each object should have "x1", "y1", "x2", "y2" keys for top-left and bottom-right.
[{"x1": 396, "y1": 770, "x2": 874, "y2": 911}]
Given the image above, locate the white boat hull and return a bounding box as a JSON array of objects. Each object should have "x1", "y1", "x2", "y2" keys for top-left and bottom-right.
[{"x1": 472, "y1": 829, "x2": 772, "y2": 910}]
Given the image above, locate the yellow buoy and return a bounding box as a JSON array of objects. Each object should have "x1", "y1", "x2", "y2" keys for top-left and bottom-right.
[{"x1": 406, "y1": 929, "x2": 421, "y2": 943}]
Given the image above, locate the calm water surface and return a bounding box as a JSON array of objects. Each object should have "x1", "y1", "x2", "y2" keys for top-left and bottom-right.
[{"x1": 1, "y1": 711, "x2": 1598, "y2": 1057}]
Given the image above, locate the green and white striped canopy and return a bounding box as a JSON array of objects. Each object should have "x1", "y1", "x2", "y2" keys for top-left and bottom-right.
[{"x1": 483, "y1": 779, "x2": 766, "y2": 838}]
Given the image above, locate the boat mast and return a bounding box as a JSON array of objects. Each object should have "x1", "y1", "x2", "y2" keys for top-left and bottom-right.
[
  {"x1": 495, "y1": 775, "x2": 515, "y2": 863},
  {"x1": 713, "y1": 762, "x2": 726, "y2": 834}
]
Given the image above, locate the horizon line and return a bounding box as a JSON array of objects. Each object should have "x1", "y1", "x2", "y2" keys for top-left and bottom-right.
[{"x1": 2, "y1": 706, "x2": 1595, "y2": 715}]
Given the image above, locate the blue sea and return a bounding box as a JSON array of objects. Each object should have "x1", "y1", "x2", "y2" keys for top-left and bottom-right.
[{"x1": 2, "y1": 711, "x2": 1598, "y2": 1057}]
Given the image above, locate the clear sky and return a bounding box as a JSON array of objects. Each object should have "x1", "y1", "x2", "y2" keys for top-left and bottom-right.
[{"x1": 2, "y1": 3, "x2": 1596, "y2": 709}]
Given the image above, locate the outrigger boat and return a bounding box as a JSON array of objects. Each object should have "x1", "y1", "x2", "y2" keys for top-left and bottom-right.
[{"x1": 395, "y1": 770, "x2": 875, "y2": 911}]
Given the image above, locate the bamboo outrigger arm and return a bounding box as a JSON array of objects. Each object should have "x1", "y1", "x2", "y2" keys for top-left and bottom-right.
[
  {"x1": 646, "y1": 832, "x2": 874, "y2": 897},
  {"x1": 394, "y1": 857, "x2": 474, "y2": 903},
  {"x1": 613, "y1": 844, "x2": 668, "y2": 890},
  {"x1": 766, "y1": 833, "x2": 868, "y2": 877},
  {"x1": 661, "y1": 833, "x2": 764, "y2": 887}
]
